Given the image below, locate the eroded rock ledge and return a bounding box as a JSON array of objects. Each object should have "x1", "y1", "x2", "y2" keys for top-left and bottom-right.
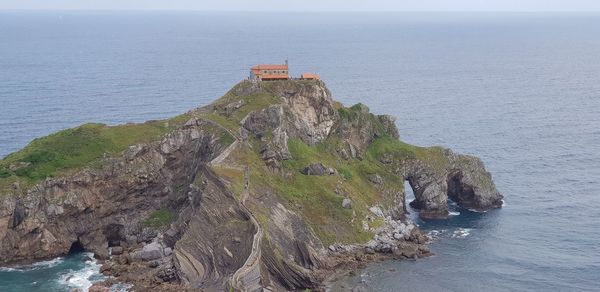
[{"x1": 0, "y1": 79, "x2": 502, "y2": 291}]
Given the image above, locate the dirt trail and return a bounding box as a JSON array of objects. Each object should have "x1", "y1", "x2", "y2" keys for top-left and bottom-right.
[{"x1": 202, "y1": 116, "x2": 264, "y2": 291}]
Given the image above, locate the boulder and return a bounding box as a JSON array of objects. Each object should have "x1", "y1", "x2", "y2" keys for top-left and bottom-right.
[
  {"x1": 132, "y1": 242, "x2": 163, "y2": 261},
  {"x1": 163, "y1": 247, "x2": 172, "y2": 256},
  {"x1": 300, "y1": 163, "x2": 329, "y2": 176},
  {"x1": 111, "y1": 246, "x2": 124, "y2": 255},
  {"x1": 342, "y1": 198, "x2": 352, "y2": 209}
]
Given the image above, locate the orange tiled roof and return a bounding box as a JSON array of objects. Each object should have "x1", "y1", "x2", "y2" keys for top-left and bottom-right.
[
  {"x1": 301, "y1": 73, "x2": 320, "y2": 79},
  {"x1": 251, "y1": 64, "x2": 288, "y2": 70}
]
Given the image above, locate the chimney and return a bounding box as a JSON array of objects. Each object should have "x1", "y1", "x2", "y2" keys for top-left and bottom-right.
[{"x1": 285, "y1": 59, "x2": 288, "y2": 66}]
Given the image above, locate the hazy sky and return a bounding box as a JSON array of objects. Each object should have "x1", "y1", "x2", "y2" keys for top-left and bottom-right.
[{"x1": 2, "y1": 0, "x2": 600, "y2": 11}]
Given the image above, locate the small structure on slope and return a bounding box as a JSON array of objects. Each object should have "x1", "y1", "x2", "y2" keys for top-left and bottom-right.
[
  {"x1": 249, "y1": 61, "x2": 321, "y2": 81},
  {"x1": 300, "y1": 73, "x2": 320, "y2": 80},
  {"x1": 249, "y1": 61, "x2": 289, "y2": 81}
]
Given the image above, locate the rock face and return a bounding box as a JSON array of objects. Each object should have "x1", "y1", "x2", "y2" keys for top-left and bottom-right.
[
  {"x1": 332, "y1": 103, "x2": 399, "y2": 159},
  {"x1": 403, "y1": 150, "x2": 503, "y2": 218},
  {"x1": 267, "y1": 80, "x2": 338, "y2": 144},
  {"x1": 0, "y1": 118, "x2": 232, "y2": 264},
  {"x1": 0, "y1": 79, "x2": 502, "y2": 291}
]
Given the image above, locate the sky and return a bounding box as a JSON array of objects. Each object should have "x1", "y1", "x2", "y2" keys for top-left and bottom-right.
[{"x1": 1, "y1": 0, "x2": 600, "y2": 11}]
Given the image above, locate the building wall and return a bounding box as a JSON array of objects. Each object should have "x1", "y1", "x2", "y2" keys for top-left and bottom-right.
[
  {"x1": 260, "y1": 69, "x2": 288, "y2": 75},
  {"x1": 249, "y1": 68, "x2": 289, "y2": 80}
]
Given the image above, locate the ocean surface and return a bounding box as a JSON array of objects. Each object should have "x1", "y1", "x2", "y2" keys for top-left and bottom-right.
[{"x1": 1, "y1": 11, "x2": 599, "y2": 291}]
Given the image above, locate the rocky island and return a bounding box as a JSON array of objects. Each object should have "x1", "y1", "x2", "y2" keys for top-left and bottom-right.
[{"x1": 0, "y1": 80, "x2": 502, "y2": 291}]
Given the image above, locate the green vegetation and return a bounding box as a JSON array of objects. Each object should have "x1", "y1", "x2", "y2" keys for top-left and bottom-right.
[
  {"x1": 0, "y1": 167, "x2": 10, "y2": 179},
  {"x1": 0, "y1": 79, "x2": 454, "y2": 250},
  {"x1": 366, "y1": 136, "x2": 416, "y2": 162},
  {"x1": 338, "y1": 167, "x2": 353, "y2": 180},
  {"x1": 217, "y1": 131, "x2": 235, "y2": 147},
  {"x1": 366, "y1": 136, "x2": 448, "y2": 172},
  {"x1": 337, "y1": 103, "x2": 367, "y2": 121},
  {"x1": 0, "y1": 114, "x2": 190, "y2": 194},
  {"x1": 211, "y1": 166, "x2": 245, "y2": 199},
  {"x1": 201, "y1": 89, "x2": 282, "y2": 133},
  {"x1": 249, "y1": 138, "x2": 404, "y2": 245},
  {"x1": 143, "y1": 208, "x2": 174, "y2": 228},
  {"x1": 338, "y1": 103, "x2": 387, "y2": 137},
  {"x1": 197, "y1": 84, "x2": 450, "y2": 246}
]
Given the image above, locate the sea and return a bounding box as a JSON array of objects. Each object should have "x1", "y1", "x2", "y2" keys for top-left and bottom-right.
[{"x1": 1, "y1": 11, "x2": 599, "y2": 292}]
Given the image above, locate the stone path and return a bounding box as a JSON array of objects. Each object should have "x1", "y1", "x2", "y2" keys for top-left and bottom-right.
[{"x1": 230, "y1": 165, "x2": 264, "y2": 292}]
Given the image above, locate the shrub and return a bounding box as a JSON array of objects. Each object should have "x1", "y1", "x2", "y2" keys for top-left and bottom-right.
[{"x1": 0, "y1": 168, "x2": 10, "y2": 179}]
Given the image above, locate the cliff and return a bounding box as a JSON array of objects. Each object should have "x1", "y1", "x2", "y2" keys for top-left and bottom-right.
[{"x1": 0, "y1": 80, "x2": 503, "y2": 291}]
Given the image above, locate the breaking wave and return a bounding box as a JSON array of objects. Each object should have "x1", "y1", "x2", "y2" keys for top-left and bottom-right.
[
  {"x1": 56, "y1": 253, "x2": 103, "y2": 291},
  {"x1": 0, "y1": 257, "x2": 64, "y2": 272},
  {"x1": 451, "y1": 228, "x2": 472, "y2": 238}
]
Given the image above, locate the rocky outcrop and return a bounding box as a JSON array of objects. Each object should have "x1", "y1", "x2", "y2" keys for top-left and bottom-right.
[
  {"x1": 0, "y1": 118, "x2": 231, "y2": 264},
  {"x1": 0, "y1": 79, "x2": 502, "y2": 291},
  {"x1": 242, "y1": 81, "x2": 338, "y2": 170},
  {"x1": 171, "y1": 166, "x2": 255, "y2": 289},
  {"x1": 242, "y1": 105, "x2": 291, "y2": 169},
  {"x1": 332, "y1": 103, "x2": 398, "y2": 159},
  {"x1": 402, "y1": 149, "x2": 503, "y2": 218},
  {"x1": 265, "y1": 80, "x2": 338, "y2": 144}
]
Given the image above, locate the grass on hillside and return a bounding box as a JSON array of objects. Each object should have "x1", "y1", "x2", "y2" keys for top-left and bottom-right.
[
  {"x1": 197, "y1": 88, "x2": 451, "y2": 246},
  {"x1": 201, "y1": 90, "x2": 282, "y2": 134},
  {"x1": 366, "y1": 136, "x2": 449, "y2": 171},
  {"x1": 241, "y1": 137, "x2": 406, "y2": 245},
  {"x1": 0, "y1": 114, "x2": 190, "y2": 194}
]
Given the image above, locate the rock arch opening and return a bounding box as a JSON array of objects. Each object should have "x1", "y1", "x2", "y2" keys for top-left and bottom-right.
[
  {"x1": 403, "y1": 171, "x2": 482, "y2": 219},
  {"x1": 403, "y1": 175, "x2": 449, "y2": 218},
  {"x1": 403, "y1": 175, "x2": 454, "y2": 219},
  {"x1": 447, "y1": 171, "x2": 476, "y2": 208},
  {"x1": 403, "y1": 180, "x2": 420, "y2": 221}
]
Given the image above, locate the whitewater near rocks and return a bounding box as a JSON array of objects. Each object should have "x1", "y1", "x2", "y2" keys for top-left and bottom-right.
[{"x1": 0, "y1": 80, "x2": 502, "y2": 291}]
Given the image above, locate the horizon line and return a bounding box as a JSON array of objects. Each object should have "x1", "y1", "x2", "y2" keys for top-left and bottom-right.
[{"x1": 1, "y1": 8, "x2": 600, "y2": 13}]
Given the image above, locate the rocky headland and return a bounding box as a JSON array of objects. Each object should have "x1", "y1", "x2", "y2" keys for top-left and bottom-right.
[{"x1": 0, "y1": 80, "x2": 502, "y2": 291}]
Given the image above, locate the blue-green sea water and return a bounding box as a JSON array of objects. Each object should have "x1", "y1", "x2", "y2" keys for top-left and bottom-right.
[
  {"x1": 1, "y1": 11, "x2": 599, "y2": 291},
  {"x1": 0, "y1": 253, "x2": 103, "y2": 291}
]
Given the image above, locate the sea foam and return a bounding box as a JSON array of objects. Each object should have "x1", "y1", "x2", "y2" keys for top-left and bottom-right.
[
  {"x1": 0, "y1": 257, "x2": 64, "y2": 272},
  {"x1": 57, "y1": 252, "x2": 103, "y2": 292},
  {"x1": 451, "y1": 228, "x2": 472, "y2": 238}
]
